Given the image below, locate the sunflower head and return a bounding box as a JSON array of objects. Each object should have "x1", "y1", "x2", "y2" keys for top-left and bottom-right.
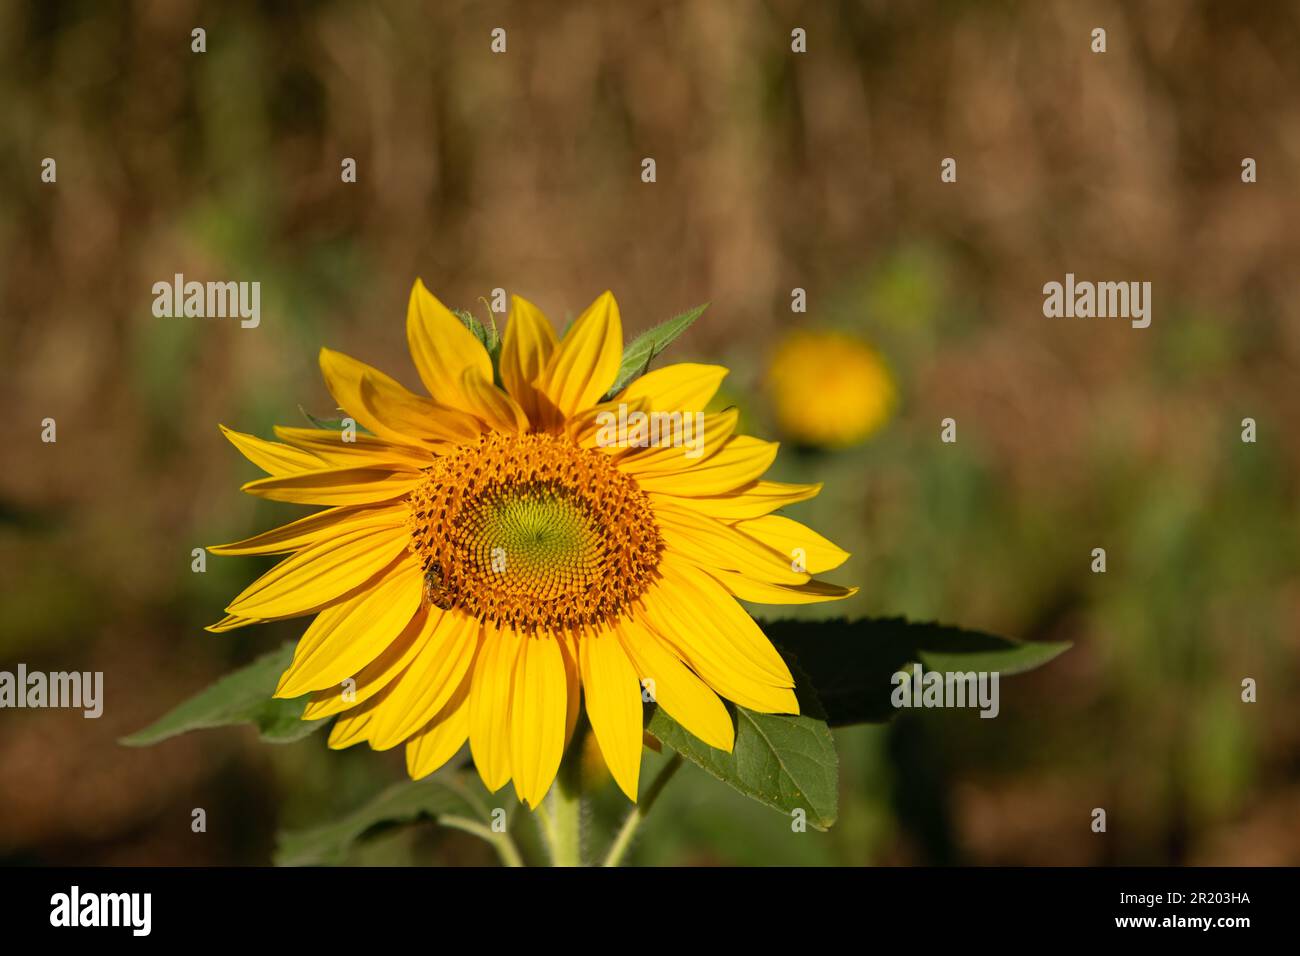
[
  {"x1": 211, "y1": 280, "x2": 856, "y2": 807},
  {"x1": 403, "y1": 431, "x2": 663, "y2": 631},
  {"x1": 766, "y1": 328, "x2": 896, "y2": 449}
]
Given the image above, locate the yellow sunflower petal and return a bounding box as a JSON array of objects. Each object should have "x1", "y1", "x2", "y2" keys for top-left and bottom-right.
[
  {"x1": 636, "y1": 564, "x2": 798, "y2": 715},
  {"x1": 241, "y1": 466, "x2": 422, "y2": 506},
  {"x1": 358, "y1": 370, "x2": 483, "y2": 445},
  {"x1": 460, "y1": 367, "x2": 530, "y2": 434},
  {"x1": 615, "y1": 618, "x2": 734, "y2": 752},
  {"x1": 631, "y1": 436, "x2": 778, "y2": 496},
  {"x1": 406, "y1": 278, "x2": 494, "y2": 412},
  {"x1": 509, "y1": 635, "x2": 569, "y2": 807},
  {"x1": 275, "y1": 555, "x2": 424, "y2": 698},
  {"x1": 580, "y1": 628, "x2": 644, "y2": 801},
  {"x1": 302, "y1": 606, "x2": 442, "y2": 720},
  {"x1": 708, "y1": 569, "x2": 860, "y2": 605},
  {"x1": 367, "y1": 611, "x2": 481, "y2": 749},
  {"x1": 499, "y1": 294, "x2": 558, "y2": 424},
  {"x1": 659, "y1": 557, "x2": 795, "y2": 686},
  {"x1": 468, "y1": 624, "x2": 520, "y2": 793},
  {"x1": 320, "y1": 346, "x2": 481, "y2": 446},
  {"x1": 219, "y1": 425, "x2": 324, "y2": 476},
  {"x1": 406, "y1": 673, "x2": 473, "y2": 779},
  {"x1": 616, "y1": 363, "x2": 727, "y2": 412},
  {"x1": 653, "y1": 502, "x2": 809, "y2": 584},
  {"x1": 614, "y1": 408, "x2": 739, "y2": 470},
  {"x1": 537, "y1": 291, "x2": 623, "y2": 421},
  {"x1": 273, "y1": 427, "x2": 435, "y2": 470},
  {"x1": 209, "y1": 503, "x2": 408, "y2": 556},
  {"x1": 204, "y1": 612, "x2": 263, "y2": 633},
  {"x1": 640, "y1": 611, "x2": 798, "y2": 714},
  {"x1": 732, "y1": 514, "x2": 851, "y2": 573},
  {"x1": 225, "y1": 524, "x2": 410, "y2": 619},
  {"x1": 648, "y1": 479, "x2": 821, "y2": 521},
  {"x1": 318, "y1": 347, "x2": 431, "y2": 447},
  {"x1": 568, "y1": 395, "x2": 650, "y2": 449},
  {"x1": 328, "y1": 706, "x2": 378, "y2": 749}
]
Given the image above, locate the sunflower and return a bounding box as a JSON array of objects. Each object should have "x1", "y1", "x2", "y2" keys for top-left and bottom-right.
[
  {"x1": 210, "y1": 280, "x2": 856, "y2": 807},
  {"x1": 767, "y1": 329, "x2": 896, "y2": 449}
]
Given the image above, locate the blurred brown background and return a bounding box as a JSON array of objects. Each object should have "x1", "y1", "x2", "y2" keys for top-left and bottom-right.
[{"x1": 1, "y1": 0, "x2": 1298, "y2": 865}]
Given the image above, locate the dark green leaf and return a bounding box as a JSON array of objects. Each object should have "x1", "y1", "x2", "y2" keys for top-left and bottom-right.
[
  {"x1": 607, "y1": 303, "x2": 708, "y2": 396},
  {"x1": 647, "y1": 703, "x2": 838, "y2": 830},
  {"x1": 275, "y1": 775, "x2": 491, "y2": 866},
  {"x1": 645, "y1": 617, "x2": 1066, "y2": 825},
  {"x1": 762, "y1": 618, "x2": 1071, "y2": 727},
  {"x1": 918, "y1": 640, "x2": 1072, "y2": 676},
  {"x1": 120, "y1": 642, "x2": 327, "y2": 746}
]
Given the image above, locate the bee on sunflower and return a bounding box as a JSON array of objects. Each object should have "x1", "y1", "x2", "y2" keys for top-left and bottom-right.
[{"x1": 209, "y1": 280, "x2": 855, "y2": 808}]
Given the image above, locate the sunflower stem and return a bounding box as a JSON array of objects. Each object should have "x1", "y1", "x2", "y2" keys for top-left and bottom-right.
[
  {"x1": 601, "y1": 752, "x2": 683, "y2": 867},
  {"x1": 546, "y1": 780, "x2": 582, "y2": 867},
  {"x1": 544, "y1": 720, "x2": 589, "y2": 866}
]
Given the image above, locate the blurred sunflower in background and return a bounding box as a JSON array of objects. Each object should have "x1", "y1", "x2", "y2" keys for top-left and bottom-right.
[
  {"x1": 765, "y1": 329, "x2": 897, "y2": 449},
  {"x1": 209, "y1": 281, "x2": 855, "y2": 808}
]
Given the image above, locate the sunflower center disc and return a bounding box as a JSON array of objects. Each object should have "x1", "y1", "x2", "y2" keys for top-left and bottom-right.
[{"x1": 406, "y1": 432, "x2": 663, "y2": 632}]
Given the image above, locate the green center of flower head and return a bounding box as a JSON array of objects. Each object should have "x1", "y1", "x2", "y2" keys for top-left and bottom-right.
[
  {"x1": 406, "y1": 432, "x2": 663, "y2": 632},
  {"x1": 463, "y1": 486, "x2": 603, "y2": 596}
]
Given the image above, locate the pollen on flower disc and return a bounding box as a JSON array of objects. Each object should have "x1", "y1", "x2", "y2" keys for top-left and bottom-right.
[{"x1": 405, "y1": 432, "x2": 663, "y2": 632}]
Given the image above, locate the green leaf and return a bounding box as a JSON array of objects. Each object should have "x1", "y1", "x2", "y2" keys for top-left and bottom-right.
[
  {"x1": 275, "y1": 775, "x2": 493, "y2": 866},
  {"x1": 454, "y1": 307, "x2": 501, "y2": 363},
  {"x1": 120, "y1": 642, "x2": 327, "y2": 746},
  {"x1": 298, "y1": 406, "x2": 365, "y2": 433},
  {"x1": 761, "y1": 618, "x2": 1071, "y2": 727},
  {"x1": 606, "y1": 303, "x2": 708, "y2": 396},
  {"x1": 647, "y1": 703, "x2": 838, "y2": 830},
  {"x1": 645, "y1": 617, "x2": 1066, "y2": 826},
  {"x1": 917, "y1": 639, "x2": 1072, "y2": 677}
]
